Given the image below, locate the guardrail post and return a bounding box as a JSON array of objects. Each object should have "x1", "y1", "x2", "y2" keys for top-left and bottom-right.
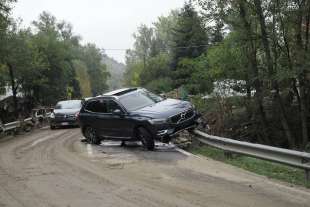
[
  {"x1": 306, "y1": 169, "x2": 310, "y2": 184},
  {"x1": 191, "y1": 134, "x2": 201, "y2": 148},
  {"x1": 224, "y1": 151, "x2": 233, "y2": 159}
]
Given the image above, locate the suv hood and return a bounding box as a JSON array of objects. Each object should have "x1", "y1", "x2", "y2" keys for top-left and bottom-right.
[
  {"x1": 53, "y1": 108, "x2": 80, "y2": 115},
  {"x1": 131, "y1": 98, "x2": 192, "y2": 119}
]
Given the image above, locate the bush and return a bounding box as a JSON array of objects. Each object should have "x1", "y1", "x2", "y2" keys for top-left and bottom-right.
[{"x1": 145, "y1": 77, "x2": 173, "y2": 93}]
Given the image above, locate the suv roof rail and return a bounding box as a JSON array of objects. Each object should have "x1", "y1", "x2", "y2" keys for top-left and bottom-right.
[{"x1": 103, "y1": 88, "x2": 138, "y2": 96}]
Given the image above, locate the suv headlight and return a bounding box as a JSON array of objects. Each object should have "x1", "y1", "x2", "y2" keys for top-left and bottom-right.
[
  {"x1": 148, "y1": 118, "x2": 168, "y2": 125},
  {"x1": 50, "y1": 113, "x2": 55, "y2": 119},
  {"x1": 191, "y1": 103, "x2": 196, "y2": 110}
]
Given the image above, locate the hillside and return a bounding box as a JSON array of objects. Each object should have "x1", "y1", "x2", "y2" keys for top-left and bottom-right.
[{"x1": 102, "y1": 55, "x2": 126, "y2": 90}]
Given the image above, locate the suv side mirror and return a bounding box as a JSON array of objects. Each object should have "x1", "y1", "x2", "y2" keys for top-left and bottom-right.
[{"x1": 112, "y1": 109, "x2": 122, "y2": 116}]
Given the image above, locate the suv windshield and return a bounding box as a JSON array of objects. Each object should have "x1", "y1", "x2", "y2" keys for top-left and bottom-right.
[
  {"x1": 55, "y1": 100, "x2": 81, "y2": 109},
  {"x1": 119, "y1": 89, "x2": 163, "y2": 111}
]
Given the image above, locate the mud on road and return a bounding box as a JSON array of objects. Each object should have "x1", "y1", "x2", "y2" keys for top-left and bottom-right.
[{"x1": 0, "y1": 128, "x2": 309, "y2": 207}]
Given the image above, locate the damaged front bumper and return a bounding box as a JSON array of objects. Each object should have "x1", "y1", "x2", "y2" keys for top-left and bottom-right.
[{"x1": 152, "y1": 112, "x2": 201, "y2": 142}]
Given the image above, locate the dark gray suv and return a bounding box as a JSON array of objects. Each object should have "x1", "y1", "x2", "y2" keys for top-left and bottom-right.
[{"x1": 78, "y1": 88, "x2": 200, "y2": 150}]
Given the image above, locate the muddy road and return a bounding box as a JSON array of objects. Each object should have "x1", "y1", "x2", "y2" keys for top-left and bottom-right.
[{"x1": 0, "y1": 128, "x2": 309, "y2": 207}]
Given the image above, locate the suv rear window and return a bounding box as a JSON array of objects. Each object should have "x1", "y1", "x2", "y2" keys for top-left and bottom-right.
[
  {"x1": 85, "y1": 99, "x2": 122, "y2": 113},
  {"x1": 85, "y1": 100, "x2": 108, "y2": 113}
]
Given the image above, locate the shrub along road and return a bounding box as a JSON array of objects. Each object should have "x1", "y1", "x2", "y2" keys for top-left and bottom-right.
[{"x1": 0, "y1": 128, "x2": 309, "y2": 207}]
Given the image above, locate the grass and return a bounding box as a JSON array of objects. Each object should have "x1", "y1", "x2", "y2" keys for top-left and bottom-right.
[{"x1": 189, "y1": 145, "x2": 310, "y2": 188}]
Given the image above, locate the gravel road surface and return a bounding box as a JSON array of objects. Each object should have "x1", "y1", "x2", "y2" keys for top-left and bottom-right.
[{"x1": 0, "y1": 128, "x2": 309, "y2": 207}]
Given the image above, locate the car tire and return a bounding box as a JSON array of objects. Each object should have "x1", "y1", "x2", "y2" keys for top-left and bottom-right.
[
  {"x1": 84, "y1": 126, "x2": 101, "y2": 145},
  {"x1": 162, "y1": 136, "x2": 170, "y2": 144},
  {"x1": 138, "y1": 127, "x2": 154, "y2": 150},
  {"x1": 50, "y1": 125, "x2": 56, "y2": 130}
]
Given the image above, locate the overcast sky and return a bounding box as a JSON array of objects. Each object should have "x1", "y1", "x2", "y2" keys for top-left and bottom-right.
[{"x1": 12, "y1": 0, "x2": 185, "y2": 63}]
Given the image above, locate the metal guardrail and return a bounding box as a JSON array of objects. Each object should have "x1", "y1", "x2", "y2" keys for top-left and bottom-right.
[
  {"x1": 0, "y1": 118, "x2": 33, "y2": 133},
  {"x1": 193, "y1": 129, "x2": 310, "y2": 182},
  {"x1": 0, "y1": 108, "x2": 52, "y2": 135}
]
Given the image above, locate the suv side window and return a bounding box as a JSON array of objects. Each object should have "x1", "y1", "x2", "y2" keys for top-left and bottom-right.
[
  {"x1": 85, "y1": 100, "x2": 108, "y2": 113},
  {"x1": 107, "y1": 100, "x2": 122, "y2": 113}
]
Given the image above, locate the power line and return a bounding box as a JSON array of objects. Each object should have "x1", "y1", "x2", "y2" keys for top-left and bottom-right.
[
  {"x1": 103, "y1": 48, "x2": 128, "y2": 51},
  {"x1": 102, "y1": 44, "x2": 209, "y2": 51}
]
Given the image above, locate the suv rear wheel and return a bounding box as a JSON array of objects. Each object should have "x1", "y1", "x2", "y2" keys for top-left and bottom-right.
[
  {"x1": 137, "y1": 127, "x2": 154, "y2": 150},
  {"x1": 84, "y1": 126, "x2": 101, "y2": 145}
]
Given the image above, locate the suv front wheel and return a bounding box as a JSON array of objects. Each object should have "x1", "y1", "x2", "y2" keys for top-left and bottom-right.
[{"x1": 137, "y1": 127, "x2": 154, "y2": 150}]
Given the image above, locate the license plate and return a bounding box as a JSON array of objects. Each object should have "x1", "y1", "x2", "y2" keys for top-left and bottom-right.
[{"x1": 61, "y1": 122, "x2": 69, "y2": 126}]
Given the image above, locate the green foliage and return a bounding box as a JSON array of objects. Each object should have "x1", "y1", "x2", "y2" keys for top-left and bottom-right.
[
  {"x1": 175, "y1": 55, "x2": 212, "y2": 94},
  {"x1": 170, "y1": 3, "x2": 209, "y2": 91},
  {"x1": 189, "y1": 0, "x2": 310, "y2": 149},
  {"x1": 153, "y1": 10, "x2": 178, "y2": 51},
  {"x1": 125, "y1": 2, "x2": 212, "y2": 95},
  {"x1": 0, "y1": 0, "x2": 16, "y2": 35},
  {"x1": 0, "y1": 10, "x2": 110, "y2": 109},
  {"x1": 73, "y1": 60, "x2": 92, "y2": 97},
  {"x1": 80, "y1": 44, "x2": 109, "y2": 96},
  {"x1": 140, "y1": 53, "x2": 171, "y2": 86},
  {"x1": 207, "y1": 32, "x2": 246, "y2": 81},
  {"x1": 124, "y1": 47, "x2": 143, "y2": 87},
  {"x1": 171, "y1": 3, "x2": 208, "y2": 61},
  {"x1": 102, "y1": 55, "x2": 126, "y2": 90},
  {"x1": 0, "y1": 64, "x2": 6, "y2": 94},
  {"x1": 145, "y1": 78, "x2": 173, "y2": 94},
  {"x1": 133, "y1": 25, "x2": 155, "y2": 61}
]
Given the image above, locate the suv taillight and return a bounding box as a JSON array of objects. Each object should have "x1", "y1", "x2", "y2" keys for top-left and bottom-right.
[{"x1": 75, "y1": 111, "x2": 80, "y2": 119}]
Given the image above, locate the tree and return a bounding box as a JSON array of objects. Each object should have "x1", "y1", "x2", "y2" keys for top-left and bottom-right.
[
  {"x1": 153, "y1": 10, "x2": 179, "y2": 52},
  {"x1": 171, "y1": 2, "x2": 209, "y2": 89},
  {"x1": 253, "y1": 0, "x2": 295, "y2": 147},
  {"x1": 0, "y1": 0, "x2": 16, "y2": 38},
  {"x1": 73, "y1": 60, "x2": 92, "y2": 97},
  {"x1": 125, "y1": 3, "x2": 211, "y2": 95},
  {"x1": 195, "y1": 0, "x2": 310, "y2": 149},
  {"x1": 0, "y1": 0, "x2": 16, "y2": 94},
  {"x1": 0, "y1": 8, "x2": 111, "y2": 120},
  {"x1": 176, "y1": 54, "x2": 213, "y2": 94},
  {"x1": 0, "y1": 21, "x2": 46, "y2": 117},
  {"x1": 124, "y1": 22, "x2": 171, "y2": 90},
  {"x1": 133, "y1": 25, "x2": 155, "y2": 69},
  {"x1": 171, "y1": 2, "x2": 208, "y2": 61},
  {"x1": 31, "y1": 12, "x2": 78, "y2": 104},
  {"x1": 81, "y1": 44, "x2": 110, "y2": 96}
]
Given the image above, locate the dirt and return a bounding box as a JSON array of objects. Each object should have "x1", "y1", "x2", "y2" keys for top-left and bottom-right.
[{"x1": 0, "y1": 128, "x2": 309, "y2": 207}]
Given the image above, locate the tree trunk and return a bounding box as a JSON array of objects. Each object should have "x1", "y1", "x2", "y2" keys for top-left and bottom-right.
[
  {"x1": 299, "y1": 80, "x2": 309, "y2": 148},
  {"x1": 254, "y1": 0, "x2": 295, "y2": 148},
  {"x1": 7, "y1": 63, "x2": 18, "y2": 119},
  {"x1": 296, "y1": 1, "x2": 309, "y2": 149},
  {"x1": 305, "y1": 3, "x2": 310, "y2": 51},
  {"x1": 277, "y1": 0, "x2": 305, "y2": 148},
  {"x1": 237, "y1": 0, "x2": 270, "y2": 145},
  {"x1": 300, "y1": 2, "x2": 310, "y2": 148},
  {"x1": 245, "y1": 81, "x2": 252, "y2": 119},
  {"x1": 278, "y1": 1, "x2": 302, "y2": 113}
]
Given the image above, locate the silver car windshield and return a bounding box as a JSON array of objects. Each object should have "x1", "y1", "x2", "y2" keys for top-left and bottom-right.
[{"x1": 55, "y1": 100, "x2": 82, "y2": 109}]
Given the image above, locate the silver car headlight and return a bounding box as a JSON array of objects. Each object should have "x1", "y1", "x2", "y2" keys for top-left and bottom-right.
[
  {"x1": 50, "y1": 113, "x2": 55, "y2": 119},
  {"x1": 148, "y1": 118, "x2": 168, "y2": 125}
]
